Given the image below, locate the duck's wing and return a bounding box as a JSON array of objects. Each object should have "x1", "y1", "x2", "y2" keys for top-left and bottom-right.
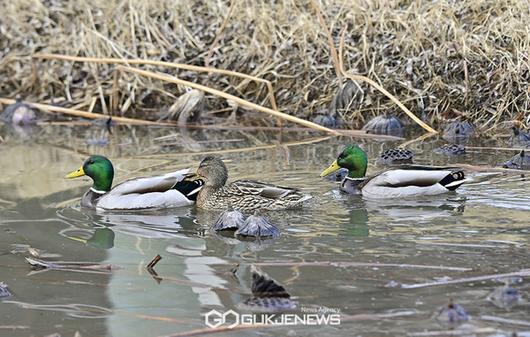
[
  {"x1": 361, "y1": 165, "x2": 466, "y2": 198},
  {"x1": 97, "y1": 169, "x2": 195, "y2": 210},
  {"x1": 228, "y1": 180, "x2": 301, "y2": 199}
]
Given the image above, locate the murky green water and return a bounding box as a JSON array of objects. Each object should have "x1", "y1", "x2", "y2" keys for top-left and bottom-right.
[{"x1": 1, "y1": 124, "x2": 529, "y2": 337}]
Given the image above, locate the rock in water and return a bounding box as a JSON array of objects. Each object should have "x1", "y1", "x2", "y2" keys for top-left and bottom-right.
[
  {"x1": 235, "y1": 214, "x2": 280, "y2": 238},
  {"x1": 509, "y1": 127, "x2": 530, "y2": 147},
  {"x1": 488, "y1": 285, "x2": 522, "y2": 310},
  {"x1": 0, "y1": 282, "x2": 12, "y2": 298},
  {"x1": 237, "y1": 266, "x2": 297, "y2": 312},
  {"x1": 442, "y1": 120, "x2": 474, "y2": 143},
  {"x1": 212, "y1": 210, "x2": 245, "y2": 231},
  {"x1": 502, "y1": 150, "x2": 530, "y2": 170},
  {"x1": 435, "y1": 300, "x2": 469, "y2": 324},
  {"x1": 434, "y1": 144, "x2": 466, "y2": 155},
  {"x1": 363, "y1": 115, "x2": 404, "y2": 137},
  {"x1": 1, "y1": 101, "x2": 37, "y2": 125},
  {"x1": 376, "y1": 148, "x2": 414, "y2": 166}
]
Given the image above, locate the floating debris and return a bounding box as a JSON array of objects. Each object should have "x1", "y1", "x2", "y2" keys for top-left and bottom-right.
[
  {"x1": 0, "y1": 101, "x2": 37, "y2": 125},
  {"x1": 376, "y1": 148, "x2": 414, "y2": 166},
  {"x1": 510, "y1": 127, "x2": 530, "y2": 147},
  {"x1": 9, "y1": 244, "x2": 62, "y2": 259},
  {"x1": 487, "y1": 285, "x2": 523, "y2": 310},
  {"x1": 237, "y1": 265, "x2": 297, "y2": 312},
  {"x1": 434, "y1": 143, "x2": 466, "y2": 155},
  {"x1": 502, "y1": 150, "x2": 530, "y2": 170},
  {"x1": 146, "y1": 254, "x2": 163, "y2": 283},
  {"x1": 442, "y1": 120, "x2": 475, "y2": 143},
  {"x1": 434, "y1": 299, "x2": 469, "y2": 324},
  {"x1": 363, "y1": 115, "x2": 404, "y2": 137},
  {"x1": 212, "y1": 210, "x2": 245, "y2": 231},
  {"x1": 235, "y1": 213, "x2": 280, "y2": 238},
  {"x1": 0, "y1": 282, "x2": 12, "y2": 298},
  {"x1": 146, "y1": 254, "x2": 162, "y2": 270},
  {"x1": 25, "y1": 257, "x2": 119, "y2": 272}
]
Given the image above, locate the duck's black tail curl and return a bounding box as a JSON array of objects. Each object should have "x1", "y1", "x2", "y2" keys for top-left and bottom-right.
[
  {"x1": 174, "y1": 179, "x2": 204, "y2": 200},
  {"x1": 439, "y1": 170, "x2": 466, "y2": 191}
]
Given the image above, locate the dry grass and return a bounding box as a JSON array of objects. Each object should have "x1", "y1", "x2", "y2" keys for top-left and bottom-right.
[{"x1": 1, "y1": 0, "x2": 529, "y2": 132}]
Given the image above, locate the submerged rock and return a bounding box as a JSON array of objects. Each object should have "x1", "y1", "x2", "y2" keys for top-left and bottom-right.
[
  {"x1": 502, "y1": 150, "x2": 530, "y2": 170},
  {"x1": 0, "y1": 282, "x2": 12, "y2": 298},
  {"x1": 509, "y1": 127, "x2": 530, "y2": 147},
  {"x1": 363, "y1": 115, "x2": 404, "y2": 137},
  {"x1": 1, "y1": 101, "x2": 38, "y2": 125},
  {"x1": 434, "y1": 144, "x2": 466, "y2": 155},
  {"x1": 376, "y1": 148, "x2": 414, "y2": 166},
  {"x1": 442, "y1": 120, "x2": 474, "y2": 143},
  {"x1": 488, "y1": 285, "x2": 522, "y2": 310},
  {"x1": 212, "y1": 210, "x2": 245, "y2": 231},
  {"x1": 435, "y1": 300, "x2": 469, "y2": 324},
  {"x1": 235, "y1": 214, "x2": 280, "y2": 238}
]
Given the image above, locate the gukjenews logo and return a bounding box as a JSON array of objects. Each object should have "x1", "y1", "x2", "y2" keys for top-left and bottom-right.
[{"x1": 203, "y1": 307, "x2": 341, "y2": 328}]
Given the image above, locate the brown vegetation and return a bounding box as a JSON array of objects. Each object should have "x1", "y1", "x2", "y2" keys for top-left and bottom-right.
[{"x1": 1, "y1": 0, "x2": 529, "y2": 132}]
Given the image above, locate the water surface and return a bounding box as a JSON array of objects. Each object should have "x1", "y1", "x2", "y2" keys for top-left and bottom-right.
[{"x1": 0, "y1": 124, "x2": 528, "y2": 336}]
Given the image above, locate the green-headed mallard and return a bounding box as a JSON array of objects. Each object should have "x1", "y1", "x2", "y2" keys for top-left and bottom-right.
[
  {"x1": 320, "y1": 145, "x2": 467, "y2": 198},
  {"x1": 195, "y1": 156, "x2": 311, "y2": 211},
  {"x1": 66, "y1": 155, "x2": 203, "y2": 210}
]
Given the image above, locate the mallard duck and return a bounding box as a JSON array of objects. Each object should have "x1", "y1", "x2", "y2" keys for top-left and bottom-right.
[
  {"x1": 195, "y1": 156, "x2": 311, "y2": 211},
  {"x1": 320, "y1": 145, "x2": 467, "y2": 198},
  {"x1": 66, "y1": 155, "x2": 203, "y2": 210}
]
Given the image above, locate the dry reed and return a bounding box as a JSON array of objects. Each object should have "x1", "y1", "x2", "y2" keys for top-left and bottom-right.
[{"x1": 1, "y1": 0, "x2": 529, "y2": 132}]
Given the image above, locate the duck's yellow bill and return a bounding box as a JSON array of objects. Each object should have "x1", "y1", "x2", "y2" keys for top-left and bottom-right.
[
  {"x1": 320, "y1": 160, "x2": 340, "y2": 177},
  {"x1": 65, "y1": 166, "x2": 85, "y2": 179}
]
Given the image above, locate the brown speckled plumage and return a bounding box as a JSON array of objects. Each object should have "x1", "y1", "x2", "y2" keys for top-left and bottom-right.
[{"x1": 196, "y1": 156, "x2": 311, "y2": 211}]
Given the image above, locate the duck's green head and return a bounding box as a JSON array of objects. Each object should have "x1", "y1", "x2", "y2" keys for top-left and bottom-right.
[
  {"x1": 320, "y1": 144, "x2": 368, "y2": 178},
  {"x1": 66, "y1": 155, "x2": 114, "y2": 193}
]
